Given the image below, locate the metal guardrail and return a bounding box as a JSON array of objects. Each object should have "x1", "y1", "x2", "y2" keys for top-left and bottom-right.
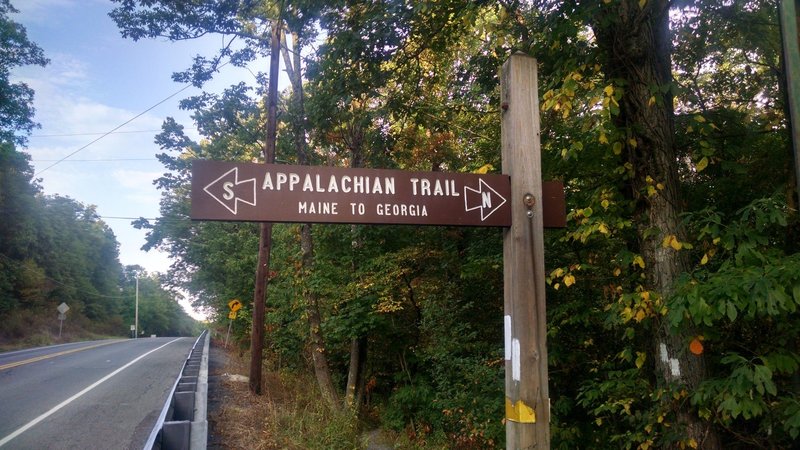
[{"x1": 144, "y1": 330, "x2": 209, "y2": 450}]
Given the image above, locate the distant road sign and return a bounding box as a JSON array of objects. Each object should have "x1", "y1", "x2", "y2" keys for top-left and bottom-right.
[
  {"x1": 57, "y1": 303, "x2": 69, "y2": 314},
  {"x1": 192, "y1": 161, "x2": 514, "y2": 227},
  {"x1": 228, "y1": 299, "x2": 242, "y2": 312},
  {"x1": 228, "y1": 311, "x2": 237, "y2": 320}
]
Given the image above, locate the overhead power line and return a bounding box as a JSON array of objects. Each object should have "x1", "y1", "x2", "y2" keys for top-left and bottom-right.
[
  {"x1": 29, "y1": 158, "x2": 156, "y2": 163},
  {"x1": 34, "y1": 84, "x2": 195, "y2": 176},
  {"x1": 31, "y1": 158, "x2": 156, "y2": 162},
  {"x1": 30, "y1": 130, "x2": 161, "y2": 138}
]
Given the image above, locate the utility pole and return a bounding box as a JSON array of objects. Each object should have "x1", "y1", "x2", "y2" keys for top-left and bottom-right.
[
  {"x1": 779, "y1": 0, "x2": 800, "y2": 199},
  {"x1": 501, "y1": 54, "x2": 550, "y2": 449},
  {"x1": 135, "y1": 277, "x2": 139, "y2": 339},
  {"x1": 249, "y1": 17, "x2": 281, "y2": 395}
]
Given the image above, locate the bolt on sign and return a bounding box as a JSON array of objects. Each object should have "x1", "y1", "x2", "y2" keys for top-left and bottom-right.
[{"x1": 191, "y1": 160, "x2": 565, "y2": 228}]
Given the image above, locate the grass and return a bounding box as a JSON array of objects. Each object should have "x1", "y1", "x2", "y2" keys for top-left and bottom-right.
[
  {"x1": 207, "y1": 337, "x2": 463, "y2": 449},
  {"x1": 209, "y1": 344, "x2": 363, "y2": 449},
  {"x1": 0, "y1": 309, "x2": 122, "y2": 353}
]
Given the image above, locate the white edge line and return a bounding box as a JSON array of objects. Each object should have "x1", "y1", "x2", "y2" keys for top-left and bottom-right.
[{"x1": 0, "y1": 338, "x2": 183, "y2": 448}]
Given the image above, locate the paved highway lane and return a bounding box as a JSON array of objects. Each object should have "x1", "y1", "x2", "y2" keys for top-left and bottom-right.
[
  {"x1": 0, "y1": 337, "x2": 196, "y2": 449},
  {"x1": 0, "y1": 339, "x2": 126, "y2": 370}
]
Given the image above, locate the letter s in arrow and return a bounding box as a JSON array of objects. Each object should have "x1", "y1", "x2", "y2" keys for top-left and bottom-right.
[
  {"x1": 464, "y1": 179, "x2": 507, "y2": 221},
  {"x1": 203, "y1": 168, "x2": 257, "y2": 215}
]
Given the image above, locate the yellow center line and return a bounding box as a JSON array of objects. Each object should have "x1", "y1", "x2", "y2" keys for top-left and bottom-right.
[{"x1": 0, "y1": 340, "x2": 126, "y2": 371}]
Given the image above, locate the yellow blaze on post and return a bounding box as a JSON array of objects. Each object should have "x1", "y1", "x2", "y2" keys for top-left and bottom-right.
[{"x1": 505, "y1": 397, "x2": 536, "y2": 423}]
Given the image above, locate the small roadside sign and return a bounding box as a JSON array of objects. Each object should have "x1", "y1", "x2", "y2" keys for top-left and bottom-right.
[
  {"x1": 228, "y1": 299, "x2": 242, "y2": 312},
  {"x1": 228, "y1": 311, "x2": 238, "y2": 320},
  {"x1": 56, "y1": 303, "x2": 69, "y2": 339}
]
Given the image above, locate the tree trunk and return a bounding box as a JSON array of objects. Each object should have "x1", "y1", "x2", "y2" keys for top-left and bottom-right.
[
  {"x1": 343, "y1": 109, "x2": 368, "y2": 412},
  {"x1": 283, "y1": 28, "x2": 341, "y2": 410},
  {"x1": 593, "y1": 1, "x2": 721, "y2": 447},
  {"x1": 345, "y1": 335, "x2": 367, "y2": 410},
  {"x1": 300, "y1": 222, "x2": 341, "y2": 408}
]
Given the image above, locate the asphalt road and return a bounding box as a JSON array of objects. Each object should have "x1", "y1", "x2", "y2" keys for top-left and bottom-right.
[{"x1": 0, "y1": 337, "x2": 195, "y2": 450}]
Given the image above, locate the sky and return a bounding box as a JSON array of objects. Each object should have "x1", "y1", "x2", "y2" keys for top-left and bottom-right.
[{"x1": 11, "y1": 0, "x2": 264, "y2": 319}]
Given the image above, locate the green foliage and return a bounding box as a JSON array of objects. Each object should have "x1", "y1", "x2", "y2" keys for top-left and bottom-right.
[
  {"x1": 383, "y1": 383, "x2": 436, "y2": 432},
  {"x1": 0, "y1": 0, "x2": 49, "y2": 146}
]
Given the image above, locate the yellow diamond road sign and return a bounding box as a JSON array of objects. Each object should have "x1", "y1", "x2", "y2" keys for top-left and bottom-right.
[{"x1": 228, "y1": 299, "x2": 242, "y2": 312}]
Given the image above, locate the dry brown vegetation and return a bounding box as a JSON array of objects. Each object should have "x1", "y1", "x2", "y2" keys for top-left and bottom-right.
[{"x1": 207, "y1": 337, "x2": 392, "y2": 450}]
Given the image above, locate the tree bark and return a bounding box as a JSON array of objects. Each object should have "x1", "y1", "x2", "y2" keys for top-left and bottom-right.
[
  {"x1": 593, "y1": 1, "x2": 721, "y2": 447},
  {"x1": 283, "y1": 28, "x2": 341, "y2": 410},
  {"x1": 300, "y1": 222, "x2": 341, "y2": 408},
  {"x1": 345, "y1": 334, "x2": 367, "y2": 410},
  {"x1": 343, "y1": 113, "x2": 369, "y2": 412}
]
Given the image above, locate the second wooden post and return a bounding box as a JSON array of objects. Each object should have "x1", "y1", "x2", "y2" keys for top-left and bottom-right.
[{"x1": 501, "y1": 53, "x2": 550, "y2": 449}]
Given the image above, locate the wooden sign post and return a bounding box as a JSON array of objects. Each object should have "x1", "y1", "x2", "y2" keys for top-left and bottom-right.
[{"x1": 501, "y1": 54, "x2": 550, "y2": 448}]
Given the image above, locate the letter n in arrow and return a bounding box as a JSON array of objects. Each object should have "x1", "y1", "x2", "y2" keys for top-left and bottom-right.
[
  {"x1": 203, "y1": 168, "x2": 257, "y2": 215},
  {"x1": 464, "y1": 179, "x2": 507, "y2": 221}
]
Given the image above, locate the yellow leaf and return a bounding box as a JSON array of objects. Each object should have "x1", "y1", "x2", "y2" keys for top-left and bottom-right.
[
  {"x1": 633, "y1": 255, "x2": 645, "y2": 269},
  {"x1": 613, "y1": 142, "x2": 623, "y2": 155},
  {"x1": 554, "y1": 283, "x2": 561, "y2": 290},
  {"x1": 687, "y1": 438, "x2": 698, "y2": 449},
  {"x1": 552, "y1": 267, "x2": 565, "y2": 278},
  {"x1": 639, "y1": 0, "x2": 647, "y2": 8},
  {"x1": 604, "y1": 85, "x2": 614, "y2": 96},
  {"x1": 598, "y1": 223, "x2": 609, "y2": 234},
  {"x1": 696, "y1": 157, "x2": 709, "y2": 172},
  {"x1": 662, "y1": 235, "x2": 677, "y2": 249},
  {"x1": 670, "y1": 237, "x2": 683, "y2": 251},
  {"x1": 641, "y1": 291, "x2": 650, "y2": 301},
  {"x1": 635, "y1": 351, "x2": 647, "y2": 368},
  {"x1": 613, "y1": 267, "x2": 621, "y2": 277},
  {"x1": 648, "y1": 95, "x2": 655, "y2": 106},
  {"x1": 687, "y1": 125, "x2": 694, "y2": 133},
  {"x1": 621, "y1": 306, "x2": 633, "y2": 321},
  {"x1": 694, "y1": 115, "x2": 706, "y2": 123},
  {"x1": 700, "y1": 254, "x2": 709, "y2": 265},
  {"x1": 713, "y1": 237, "x2": 721, "y2": 245},
  {"x1": 474, "y1": 163, "x2": 493, "y2": 174},
  {"x1": 628, "y1": 137, "x2": 638, "y2": 148},
  {"x1": 634, "y1": 309, "x2": 646, "y2": 322},
  {"x1": 601, "y1": 199, "x2": 610, "y2": 209},
  {"x1": 599, "y1": 132, "x2": 609, "y2": 144},
  {"x1": 656, "y1": 183, "x2": 664, "y2": 190},
  {"x1": 563, "y1": 274, "x2": 576, "y2": 287}
]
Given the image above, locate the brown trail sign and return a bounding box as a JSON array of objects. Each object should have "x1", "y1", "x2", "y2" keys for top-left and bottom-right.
[{"x1": 191, "y1": 160, "x2": 564, "y2": 228}]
